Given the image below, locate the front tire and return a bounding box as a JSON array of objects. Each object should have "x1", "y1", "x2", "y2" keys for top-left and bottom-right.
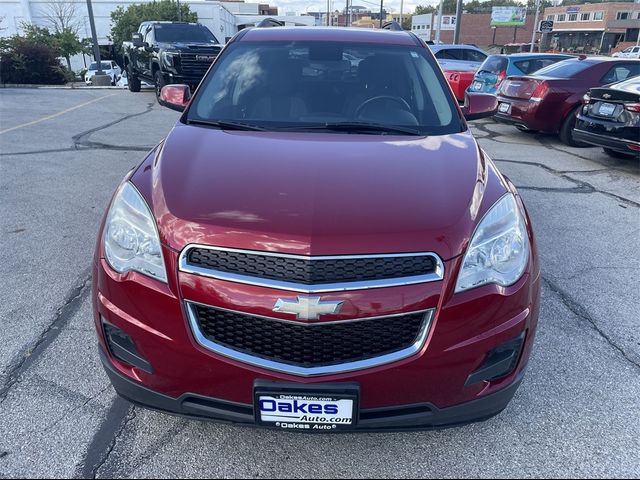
[
  {"x1": 559, "y1": 105, "x2": 590, "y2": 147},
  {"x1": 126, "y1": 65, "x2": 141, "y2": 93},
  {"x1": 154, "y1": 71, "x2": 166, "y2": 102}
]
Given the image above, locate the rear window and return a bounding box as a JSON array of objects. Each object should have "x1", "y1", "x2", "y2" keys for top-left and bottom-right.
[
  {"x1": 478, "y1": 55, "x2": 508, "y2": 74},
  {"x1": 533, "y1": 59, "x2": 593, "y2": 78},
  {"x1": 513, "y1": 58, "x2": 564, "y2": 75},
  {"x1": 189, "y1": 41, "x2": 462, "y2": 135}
]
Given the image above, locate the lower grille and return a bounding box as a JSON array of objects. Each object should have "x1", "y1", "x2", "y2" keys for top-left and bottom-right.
[{"x1": 187, "y1": 302, "x2": 434, "y2": 376}]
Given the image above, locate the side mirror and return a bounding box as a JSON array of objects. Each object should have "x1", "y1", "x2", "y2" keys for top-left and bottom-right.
[
  {"x1": 461, "y1": 92, "x2": 498, "y2": 121},
  {"x1": 159, "y1": 84, "x2": 191, "y2": 112},
  {"x1": 132, "y1": 32, "x2": 144, "y2": 47}
]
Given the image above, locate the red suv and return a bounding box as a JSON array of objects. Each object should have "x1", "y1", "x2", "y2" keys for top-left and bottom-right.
[{"x1": 93, "y1": 26, "x2": 540, "y2": 431}]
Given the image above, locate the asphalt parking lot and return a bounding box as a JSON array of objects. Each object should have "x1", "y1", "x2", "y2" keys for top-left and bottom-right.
[{"x1": 0, "y1": 87, "x2": 638, "y2": 478}]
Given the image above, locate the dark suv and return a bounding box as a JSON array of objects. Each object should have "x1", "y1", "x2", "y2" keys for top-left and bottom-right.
[{"x1": 123, "y1": 21, "x2": 224, "y2": 100}]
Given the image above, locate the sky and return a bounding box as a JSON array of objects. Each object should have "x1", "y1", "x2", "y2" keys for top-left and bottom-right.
[{"x1": 270, "y1": 0, "x2": 442, "y2": 16}]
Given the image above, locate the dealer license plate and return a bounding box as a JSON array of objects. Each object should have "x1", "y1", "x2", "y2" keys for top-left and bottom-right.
[
  {"x1": 255, "y1": 392, "x2": 357, "y2": 431},
  {"x1": 498, "y1": 102, "x2": 511, "y2": 114},
  {"x1": 598, "y1": 102, "x2": 616, "y2": 116}
]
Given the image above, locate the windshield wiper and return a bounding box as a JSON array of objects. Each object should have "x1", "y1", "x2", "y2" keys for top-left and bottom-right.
[
  {"x1": 282, "y1": 122, "x2": 423, "y2": 136},
  {"x1": 186, "y1": 119, "x2": 266, "y2": 131}
]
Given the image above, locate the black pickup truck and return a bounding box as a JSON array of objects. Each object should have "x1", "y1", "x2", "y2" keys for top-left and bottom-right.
[{"x1": 123, "y1": 21, "x2": 224, "y2": 100}]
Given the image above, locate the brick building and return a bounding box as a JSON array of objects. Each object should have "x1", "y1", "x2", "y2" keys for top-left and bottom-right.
[
  {"x1": 436, "y1": 13, "x2": 536, "y2": 47},
  {"x1": 541, "y1": 2, "x2": 640, "y2": 54}
]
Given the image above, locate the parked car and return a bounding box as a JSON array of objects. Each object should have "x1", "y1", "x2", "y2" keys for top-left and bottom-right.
[
  {"x1": 85, "y1": 60, "x2": 121, "y2": 86},
  {"x1": 612, "y1": 46, "x2": 640, "y2": 59},
  {"x1": 94, "y1": 25, "x2": 541, "y2": 432},
  {"x1": 444, "y1": 70, "x2": 476, "y2": 102},
  {"x1": 429, "y1": 44, "x2": 488, "y2": 72},
  {"x1": 495, "y1": 56, "x2": 640, "y2": 145},
  {"x1": 467, "y1": 53, "x2": 574, "y2": 95},
  {"x1": 123, "y1": 21, "x2": 224, "y2": 101},
  {"x1": 573, "y1": 76, "x2": 640, "y2": 158}
]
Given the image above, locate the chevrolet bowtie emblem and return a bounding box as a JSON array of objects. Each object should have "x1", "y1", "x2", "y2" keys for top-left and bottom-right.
[
  {"x1": 273, "y1": 296, "x2": 343, "y2": 320},
  {"x1": 602, "y1": 93, "x2": 611, "y2": 99}
]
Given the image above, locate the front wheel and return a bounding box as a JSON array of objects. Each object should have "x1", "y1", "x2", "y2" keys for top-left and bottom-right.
[
  {"x1": 154, "y1": 71, "x2": 166, "y2": 102},
  {"x1": 559, "y1": 105, "x2": 591, "y2": 147}
]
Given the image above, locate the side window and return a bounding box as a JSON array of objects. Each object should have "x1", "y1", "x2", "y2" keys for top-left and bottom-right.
[
  {"x1": 601, "y1": 64, "x2": 640, "y2": 83},
  {"x1": 434, "y1": 49, "x2": 447, "y2": 59},
  {"x1": 464, "y1": 50, "x2": 487, "y2": 63}
]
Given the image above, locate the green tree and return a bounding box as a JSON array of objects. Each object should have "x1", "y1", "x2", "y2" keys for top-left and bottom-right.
[
  {"x1": 55, "y1": 27, "x2": 90, "y2": 71},
  {"x1": 109, "y1": 0, "x2": 197, "y2": 57},
  {"x1": 20, "y1": 23, "x2": 88, "y2": 72}
]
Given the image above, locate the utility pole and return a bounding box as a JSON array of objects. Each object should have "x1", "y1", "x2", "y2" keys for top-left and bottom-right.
[
  {"x1": 435, "y1": 0, "x2": 443, "y2": 44},
  {"x1": 400, "y1": 0, "x2": 403, "y2": 29},
  {"x1": 453, "y1": 0, "x2": 463, "y2": 44},
  {"x1": 530, "y1": 0, "x2": 541, "y2": 52},
  {"x1": 345, "y1": 0, "x2": 348, "y2": 27},
  {"x1": 379, "y1": 0, "x2": 384, "y2": 28},
  {"x1": 327, "y1": 0, "x2": 330, "y2": 26},
  {"x1": 177, "y1": 0, "x2": 182, "y2": 22},
  {"x1": 85, "y1": 0, "x2": 109, "y2": 85}
]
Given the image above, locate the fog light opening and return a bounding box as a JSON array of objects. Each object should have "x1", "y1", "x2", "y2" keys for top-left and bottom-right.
[
  {"x1": 102, "y1": 317, "x2": 153, "y2": 374},
  {"x1": 465, "y1": 331, "x2": 526, "y2": 386}
]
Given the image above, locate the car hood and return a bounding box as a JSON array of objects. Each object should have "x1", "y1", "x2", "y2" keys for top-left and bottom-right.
[{"x1": 133, "y1": 123, "x2": 505, "y2": 260}]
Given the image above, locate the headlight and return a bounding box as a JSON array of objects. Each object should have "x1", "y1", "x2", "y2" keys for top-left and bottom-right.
[
  {"x1": 455, "y1": 193, "x2": 529, "y2": 293},
  {"x1": 104, "y1": 182, "x2": 167, "y2": 282},
  {"x1": 161, "y1": 51, "x2": 179, "y2": 69}
]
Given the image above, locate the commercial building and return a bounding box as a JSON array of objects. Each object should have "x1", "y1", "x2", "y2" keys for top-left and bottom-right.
[
  {"x1": 541, "y1": 2, "x2": 640, "y2": 54},
  {"x1": 0, "y1": 0, "x2": 312, "y2": 71}
]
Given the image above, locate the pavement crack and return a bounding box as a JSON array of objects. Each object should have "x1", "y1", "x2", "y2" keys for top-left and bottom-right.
[
  {"x1": 0, "y1": 268, "x2": 92, "y2": 405},
  {"x1": 493, "y1": 158, "x2": 639, "y2": 207},
  {"x1": 72, "y1": 101, "x2": 156, "y2": 151},
  {"x1": 78, "y1": 398, "x2": 134, "y2": 479},
  {"x1": 543, "y1": 275, "x2": 640, "y2": 370},
  {"x1": 43, "y1": 385, "x2": 111, "y2": 434}
]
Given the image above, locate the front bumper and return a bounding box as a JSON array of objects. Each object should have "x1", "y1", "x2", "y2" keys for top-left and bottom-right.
[
  {"x1": 93, "y1": 237, "x2": 540, "y2": 430},
  {"x1": 100, "y1": 347, "x2": 526, "y2": 431}
]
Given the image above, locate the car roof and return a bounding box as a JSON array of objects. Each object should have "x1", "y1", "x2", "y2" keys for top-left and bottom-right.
[
  {"x1": 607, "y1": 76, "x2": 640, "y2": 93},
  {"x1": 430, "y1": 44, "x2": 484, "y2": 50},
  {"x1": 239, "y1": 27, "x2": 417, "y2": 46}
]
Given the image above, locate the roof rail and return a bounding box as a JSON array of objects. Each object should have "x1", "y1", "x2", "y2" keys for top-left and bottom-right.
[
  {"x1": 256, "y1": 18, "x2": 285, "y2": 28},
  {"x1": 381, "y1": 21, "x2": 403, "y2": 31}
]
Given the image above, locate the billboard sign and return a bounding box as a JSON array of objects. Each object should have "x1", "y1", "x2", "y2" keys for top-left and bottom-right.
[{"x1": 490, "y1": 6, "x2": 527, "y2": 27}]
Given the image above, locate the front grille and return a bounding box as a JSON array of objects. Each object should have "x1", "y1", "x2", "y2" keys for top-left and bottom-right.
[
  {"x1": 185, "y1": 248, "x2": 438, "y2": 285},
  {"x1": 178, "y1": 49, "x2": 220, "y2": 77},
  {"x1": 190, "y1": 303, "x2": 430, "y2": 369}
]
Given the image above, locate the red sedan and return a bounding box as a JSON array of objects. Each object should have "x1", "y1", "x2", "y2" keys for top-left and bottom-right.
[
  {"x1": 94, "y1": 26, "x2": 540, "y2": 431},
  {"x1": 495, "y1": 56, "x2": 640, "y2": 146}
]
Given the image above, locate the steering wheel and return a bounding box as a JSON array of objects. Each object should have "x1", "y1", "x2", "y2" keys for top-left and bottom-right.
[{"x1": 355, "y1": 95, "x2": 411, "y2": 118}]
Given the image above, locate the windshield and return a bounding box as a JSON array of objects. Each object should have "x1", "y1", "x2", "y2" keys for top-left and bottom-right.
[
  {"x1": 533, "y1": 59, "x2": 593, "y2": 78},
  {"x1": 187, "y1": 41, "x2": 461, "y2": 135},
  {"x1": 89, "y1": 62, "x2": 112, "y2": 70},
  {"x1": 154, "y1": 24, "x2": 218, "y2": 44}
]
